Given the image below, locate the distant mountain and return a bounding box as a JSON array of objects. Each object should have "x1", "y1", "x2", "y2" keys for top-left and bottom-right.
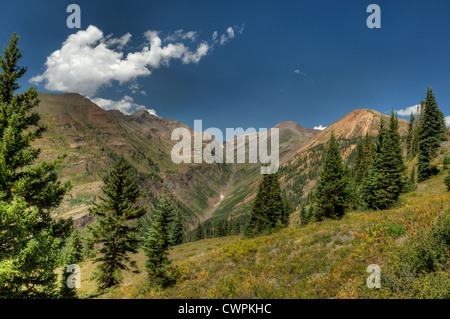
[
  {"x1": 34, "y1": 93, "x2": 409, "y2": 232},
  {"x1": 34, "y1": 93, "x2": 231, "y2": 230},
  {"x1": 280, "y1": 109, "x2": 409, "y2": 210},
  {"x1": 211, "y1": 109, "x2": 409, "y2": 223},
  {"x1": 209, "y1": 122, "x2": 320, "y2": 221}
]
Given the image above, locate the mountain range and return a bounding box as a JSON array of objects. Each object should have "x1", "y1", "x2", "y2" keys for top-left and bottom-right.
[{"x1": 33, "y1": 93, "x2": 409, "y2": 230}]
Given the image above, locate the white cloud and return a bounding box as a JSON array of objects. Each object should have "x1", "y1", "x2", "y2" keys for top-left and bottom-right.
[
  {"x1": 91, "y1": 95, "x2": 157, "y2": 116},
  {"x1": 106, "y1": 32, "x2": 132, "y2": 49},
  {"x1": 226, "y1": 27, "x2": 235, "y2": 39},
  {"x1": 293, "y1": 69, "x2": 306, "y2": 76},
  {"x1": 395, "y1": 104, "x2": 420, "y2": 116},
  {"x1": 314, "y1": 125, "x2": 327, "y2": 130},
  {"x1": 217, "y1": 26, "x2": 236, "y2": 45},
  {"x1": 445, "y1": 116, "x2": 450, "y2": 128},
  {"x1": 164, "y1": 30, "x2": 198, "y2": 42},
  {"x1": 30, "y1": 25, "x2": 237, "y2": 97}
]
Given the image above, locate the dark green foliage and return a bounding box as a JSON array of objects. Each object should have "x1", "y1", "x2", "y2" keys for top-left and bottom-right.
[
  {"x1": 88, "y1": 156, "x2": 146, "y2": 291},
  {"x1": 59, "y1": 228, "x2": 83, "y2": 298},
  {"x1": 345, "y1": 177, "x2": 360, "y2": 210},
  {"x1": 299, "y1": 206, "x2": 313, "y2": 225},
  {"x1": 411, "y1": 102, "x2": 423, "y2": 158},
  {"x1": 418, "y1": 88, "x2": 445, "y2": 181},
  {"x1": 244, "y1": 172, "x2": 288, "y2": 237},
  {"x1": 170, "y1": 211, "x2": 184, "y2": 246},
  {"x1": 353, "y1": 141, "x2": 364, "y2": 178},
  {"x1": 410, "y1": 167, "x2": 416, "y2": 184},
  {"x1": 362, "y1": 112, "x2": 405, "y2": 210},
  {"x1": 193, "y1": 223, "x2": 204, "y2": 241},
  {"x1": 143, "y1": 187, "x2": 177, "y2": 287},
  {"x1": 0, "y1": 33, "x2": 72, "y2": 298},
  {"x1": 82, "y1": 233, "x2": 97, "y2": 260},
  {"x1": 383, "y1": 210, "x2": 450, "y2": 296},
  {"x1": 314, "y1": 132, "x2": 349, "y2": 220},
  {"x1": 231, "y1": 220, "x2": 241, "y2": 235},
  {"x1": 444, "y1": 156, "x2": 450, "y2": 170},
  {"x1": 353, "y1": 134, "x2": 374, "y2": 184},
  {"x1": 214, "y1": 220, "x2": 226, "y2": 237},
  {"x1": 406, "y1": 112, "x2": 415, "y2": 158}
]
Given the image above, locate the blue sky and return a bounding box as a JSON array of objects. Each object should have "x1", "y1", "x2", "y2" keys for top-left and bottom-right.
[{"x1": 2, "y1": 0, "x2": 450, "y2": 133}]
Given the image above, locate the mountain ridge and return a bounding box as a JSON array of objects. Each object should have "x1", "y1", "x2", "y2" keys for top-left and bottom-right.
[{"x1": 33, "y1": 93, "x2": 410, "y2": 232}]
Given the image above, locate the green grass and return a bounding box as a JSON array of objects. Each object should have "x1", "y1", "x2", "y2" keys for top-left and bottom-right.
[
  {"x1": 73, "y1": 166, "x2": 450, "y2": 299},
  {"x1": 71, "y1": 235, "x2": 240, "y2": 298}
]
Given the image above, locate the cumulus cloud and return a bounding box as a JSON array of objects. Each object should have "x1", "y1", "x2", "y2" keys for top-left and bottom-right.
[
  {"x1": 395, "y1": 104, "x2": 420, "y2": 116},
  {"x1": 220, "y1": 27, "x2": 235, "y2": 45},
  {"x1": 314, "y1": 125, "x2": 327, "y2": 130},
  {"x1": 30, "y1": 25, "x2": 238, "y2": 97},
  {"x1": 91, "y1": 95, "x2": 157, "y2": 116},
  {"x1": 445, "y1": 116, "x2": 450, "y2": 128},
  {"x1": 106, "y1": 32, "x2": 132, "y2": 50}
]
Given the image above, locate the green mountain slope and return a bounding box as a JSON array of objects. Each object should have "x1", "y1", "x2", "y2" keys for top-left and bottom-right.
[
  {"x1": 71, "y1": 146, "x2": 450, "y2": 299},
  {"x1": 34, "y1": 93, "x2": 232, "y2": 229}
]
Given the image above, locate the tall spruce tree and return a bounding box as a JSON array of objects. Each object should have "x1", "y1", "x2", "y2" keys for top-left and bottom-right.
[
  {"x1": 59, "y1": 227, "x2": 83, "y2": 299},
  {"x1": 314, "y1": 132, "x2": 348, "y2": 220},
  {"x1": 406, "y1": 112, "x2": 415, "y2": 158},
  {"x1": 170, "y1": 211, "x2": 184, "y2": 246},
  {"x1": 244, "y1": 172, "x2": 287, "y2": 237},
  {"x1": 362, "y1": 112, "x2": 404, "y2": 209},
  {"x1": 411, "y1": 102, "x2": 423, "y2": 157},
  {"x1": 88, "y1": 156, "x2": 146, "y2": 291},
  {"x1": 193, "y1": 223, "x2": 204, "y2": 241},
  {"x1": 231, "y1": 220, "x2": 241, "y2": 235},
  {"x1": 353, "y1": 140, "x2": 364, "y2": 179},
  {"x1": 215, "y1": 219, "x2": 226, "y2": 237},
  {"x1": 143, "y1": 187, "x2": 177, "y2": 287},
  {"x1": 354, "y1": 133, "x2": 374, "y2": 184},
  {"x1": 0, "y1": 33, "x2": 72, "y2": 298},
  {"x1": 418, "y1": 88, "x2": 445, "y2": 181}
]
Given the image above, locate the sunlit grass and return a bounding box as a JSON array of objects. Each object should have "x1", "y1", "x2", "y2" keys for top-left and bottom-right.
[{"x1": 71, "y1": 160, "x2": 450, "y2": 299}]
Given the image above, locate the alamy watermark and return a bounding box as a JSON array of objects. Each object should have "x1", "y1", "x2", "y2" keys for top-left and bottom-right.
[
  {"x1": 66, "y1": 264, "x2": 81, "y2": 289},
  {"x1": 366, "y1": 264, "x2": 381, "y2": 289},
  {"x1": 171, "y1": 120, "x2": 279, "y2": 174},
  {"x1": 66, "y1": 4, "x2": 81, "y2": 29}
]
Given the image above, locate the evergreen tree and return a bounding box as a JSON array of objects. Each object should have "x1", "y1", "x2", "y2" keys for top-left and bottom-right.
[
  {"x1": 314, "y1": 132, "x2": 348, "y2": 220},
  {"x1": 362, "y1": 112, "x2": 405, "y2": 209},
  {"x1": 406, "y1": 112, "x2": 415, "y2": 157},
  {"x1": 193, "y1": 223, "x2": 204, "y2": 241},
  {"x1": 170, "y1": 211, "x2": 184, "y2": 246},
  {"x1": 143, "y1": 187, "x2": 177, "y2": 287},
  {"x1": 299, "y1": 205, "x2": 313, "y2": 225},
  {"x1": 418, "y1": 88, "x2": 444, "y2": 181},
  {"x1": 59, "y1": 227, "x2": 83, "y2": 299},
  {"x1": 353, "y1": 140, "x2": 364, "y2": 178},
  {"x1": 410, "y1": 167, "x2": 416, "y2": 185},
  {"x1": 354, "y1": 134, "x2": 374, "y2": 184},
  {"x1": 215, "y1": 220, "x2": 226, "y2": 237},
  {"x1": 66, "y1": 227, "x2": 83, "y2": 264},
  {"x1": 244, "y1": 172, "x2": 287, "y2": 237},
  {"x1": 0, "y1": 33, "x2": 72, "y2": 298},
  {"x1": 231, "y1": 220, "x2": 241, "y2": 235},
  {"x1": 88, "y1": 156, "x2": 146, "y2": 291},
  {"x1": 411, "y1": 102, "x2": 423, "y2": 157}
]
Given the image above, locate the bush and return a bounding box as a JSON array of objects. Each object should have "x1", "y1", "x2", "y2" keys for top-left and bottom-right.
[{"x1": 381, "y1": 210, "x2": 450, "y2": 297}]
